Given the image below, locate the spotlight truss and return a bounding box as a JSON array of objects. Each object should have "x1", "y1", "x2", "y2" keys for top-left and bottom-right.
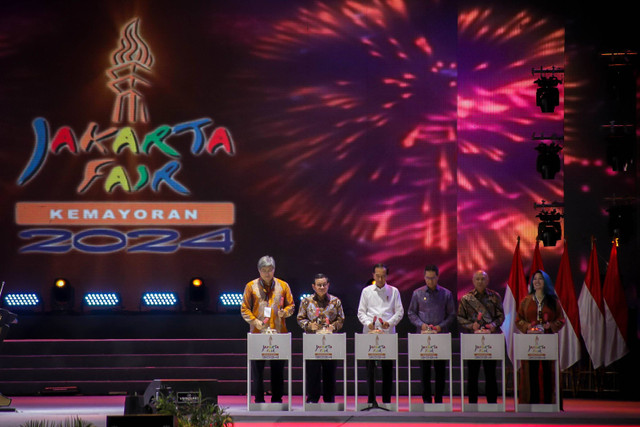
[
  {"x1": 534, "y1": 200, "x2": 565, "y2": 247},
  {"x1": 533, "y1": 66, "x2": 564, "y2": 113},
  {"x1": 600, "y1": 51, "x2": 638, "y2": 67}
]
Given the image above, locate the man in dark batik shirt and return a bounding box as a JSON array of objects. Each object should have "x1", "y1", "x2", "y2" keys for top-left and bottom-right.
[
  {"x1": 297, "y1": 273, "x2": 345, "y2": 403},
  {"x1": 457, "y1": 270, "x2": 505, "y2": 404}
]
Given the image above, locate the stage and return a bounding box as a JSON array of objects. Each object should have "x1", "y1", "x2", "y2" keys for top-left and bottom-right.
[{"x1": 1, "y1": 396, "x2": 639, "y2": 427}]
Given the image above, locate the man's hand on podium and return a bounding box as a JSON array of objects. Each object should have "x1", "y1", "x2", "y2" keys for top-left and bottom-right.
[
  {"x1": 421, "y1": 323, "x2": 441, "y2": 334},
  {"x1": 253, "y1": 319, "x2": 266, "y2": 331}
]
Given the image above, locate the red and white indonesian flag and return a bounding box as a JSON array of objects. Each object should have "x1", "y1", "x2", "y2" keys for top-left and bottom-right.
[
  {"x1": 554, "y1": 241, "x2": 581, "y2": 370},
  {"x1": 578, "y1": 239, "x2": 605, "y2": 369},
  {"x1": 502, "y1": 238, "x2": 527, "y2": 364},
  {"x1": 529, "y1": 239, "x2": 544, "y2": 282},
  {"x1": 603, "y1": 242, "x2": 629, "y2": 366}
]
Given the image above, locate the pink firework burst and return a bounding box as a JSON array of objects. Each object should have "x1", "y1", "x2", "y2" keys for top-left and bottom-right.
[{"x1": 236, "y1": 0, "x2": 457, "y2": 289}]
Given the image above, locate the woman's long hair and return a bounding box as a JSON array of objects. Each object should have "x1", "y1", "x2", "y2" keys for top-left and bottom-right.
[{"x1": 528, "y1": 269, "x2": 558, "y2": 309}]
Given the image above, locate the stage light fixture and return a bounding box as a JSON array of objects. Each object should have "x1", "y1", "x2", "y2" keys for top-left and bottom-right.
[
  {"x1": 219, "y1": 293, "x2": 243, "y2": 307},
  {"x1": 606, "y1": 201, "x2": 636, "y2": 243},
  {"x1": 83, "y1": 292, "x2": 122, "y2": 311},
  {"x1": 141, "y1": 292, "x2": 179, "y2": 311},
  {"x1": 3, "y1": 293, "x2": 42, "y2": 311},
  {"x1": 533, "y1": 66, "x2": 563, "y2": 113},
  {"x1": 186, "y1": 277, "x2": 209, "y2": 312},
  {"x1": 51, "y1": 278, "x2": 74, "y2": 312},
  {"x1": 534, "y1": 141, "x2": 562, "y2": 179},
  {"x1": 604, "y1": 127, "x2": 635, "y2": 172},
  {"x1": 299, "y1": 293, "x2": 312, "y2": 301},
  {"x1": 534, "y1": 202, "x2": 565, "y2": 247},
  {"x1": 535, "y1": 76, "x2": 560, "y2": 113}
]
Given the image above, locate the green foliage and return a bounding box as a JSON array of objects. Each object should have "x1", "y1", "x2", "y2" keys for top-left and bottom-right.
[
  {"x1": 20, "y1": 416, "x2": 95, "y2": 427},
  {"x1": 153, "y1": 391, "x2": 233, "y2": 427}
]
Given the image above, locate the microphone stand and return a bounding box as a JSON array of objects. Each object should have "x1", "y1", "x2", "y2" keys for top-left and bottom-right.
[
  {"x1": 361, "y1": 318, "x2": 390, "y2": 412},
  {"x1": 361, "y1": 400, "x2": 390, "y2": 411}
]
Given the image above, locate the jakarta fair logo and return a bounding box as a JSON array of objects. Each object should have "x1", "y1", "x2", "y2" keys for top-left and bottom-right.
[{"x1": 15, "y1": 18, "x2": 237, "y2": 255}]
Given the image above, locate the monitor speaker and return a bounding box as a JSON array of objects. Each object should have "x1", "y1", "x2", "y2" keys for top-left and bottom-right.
[{"x1": 143, "y1": 379, "x2": 218, "y2": 408}]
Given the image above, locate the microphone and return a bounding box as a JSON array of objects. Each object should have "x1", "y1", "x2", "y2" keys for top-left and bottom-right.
[
  {"x1": 373, "y1": 316, "x2": 378, "y2": 328},
  {"x1": 280, "y1": 296, "x2": 284, "y2": 309}
]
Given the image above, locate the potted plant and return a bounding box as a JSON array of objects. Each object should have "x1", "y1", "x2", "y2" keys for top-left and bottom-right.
[{"x1": 152, "y1": 391, "x2": 233, "y2": 427}]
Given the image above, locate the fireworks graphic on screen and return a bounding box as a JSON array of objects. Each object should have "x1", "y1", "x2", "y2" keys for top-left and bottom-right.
[
  {"x1": 235, "y1": 1, "x2": 567, "y2": 291},
  {"x1": 456, "y1": 5, "x2": 565, "y2": 295},
  {"x1": 236, "y1": 0, "x2": 458, "y2": 289}
]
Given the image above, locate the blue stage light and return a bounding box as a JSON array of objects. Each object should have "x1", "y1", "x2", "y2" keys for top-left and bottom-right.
[
  {"x1": 142, "y1": 292, "x2": 179, "y2": 307},
  {"x1": 3, "y1": 293, "x2": 41, "y2": 308},
  {"x1": 299, "y1": 293, "x2": 312, "y2": 300},
  {"x1": 83, "y1": 292, "x2": 121, "y2": 307},
  {"x1": 219, "y1": 293, "x2": 243, "y2": 306}
]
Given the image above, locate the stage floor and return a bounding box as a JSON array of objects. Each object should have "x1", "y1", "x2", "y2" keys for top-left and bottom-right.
[{"x1": 1, "y1": 395, "x2": 639, "y2": 427}]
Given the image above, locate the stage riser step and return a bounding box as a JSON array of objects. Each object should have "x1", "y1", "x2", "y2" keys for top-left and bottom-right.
[
  {"x1": 0, "y1": 355, "x2": 492, "y2": 377},
  {"x1": 2, "y1": 338, "x2": 463, "y2": 354},
  {"x1": 0, "y1": 354, "x2": 246, "y2": 368},
  {"x1": 0, "y1": 338, "x2": 493, "y2": 397},
  {"x1": 1, "y1": 340, "x2": 248, "y2": 355},
  {"x1": 0, "y1": 380, "x2": 478, "y2": 397},
  {"x1": 0, "y1": 367, "x2": 498, "y2": 385}
]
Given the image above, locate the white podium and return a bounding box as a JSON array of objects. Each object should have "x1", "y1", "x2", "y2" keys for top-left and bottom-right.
[
  {"x1": 246, "y1": 332, "x2": 292, "y2": 411},
  {"x1": 302, "y1": 333, "x2": 347, "y2": 411},
  {"x1": 513, "y1": 333, "x2": 560, "y2": 412},
  {"x1": 354, "y1": 333, "x2": 399, "y2": 411},
  {"x1": 407, "y1": 333, "x2": 453, "y2": 411},
  {"x1": 459, "y1": 333, "x2": 506, "y2": 412}
]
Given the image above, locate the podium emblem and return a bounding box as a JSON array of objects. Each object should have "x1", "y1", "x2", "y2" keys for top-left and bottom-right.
[
  {"x1": 527, "y1": 335, "x2": 547, "y2": 358},
  {"x1": 367, "y1": 335, "x2": 387, "y2": 358},
  {"x1": 261, "y1": 335, "x2": 280, "y2": 359},
  {"x1": 418, "y1": 335, "x2": 439, "y2": 359},
  {"x1": 473, "y1": 335, "x2": 494, "y2": 358},
  {"x1": 313, "y1": 335, "x2": 334, "y2": 358}
]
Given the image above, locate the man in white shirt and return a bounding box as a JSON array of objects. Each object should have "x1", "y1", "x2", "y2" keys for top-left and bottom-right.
[{"x1": 357, "y1": 263, "x2": 404, "y2": 405}]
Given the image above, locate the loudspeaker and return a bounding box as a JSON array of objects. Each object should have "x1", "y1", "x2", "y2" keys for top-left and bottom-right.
[
  {"x1": 143, "y1": 379, "x2": 218, "y2": 408},
  {"x1": 106, "y1": 414, "x2": 177, "y2": 427},
  {"x1": 124, "y1": 394, "x2": 148, "y2": 415}
]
